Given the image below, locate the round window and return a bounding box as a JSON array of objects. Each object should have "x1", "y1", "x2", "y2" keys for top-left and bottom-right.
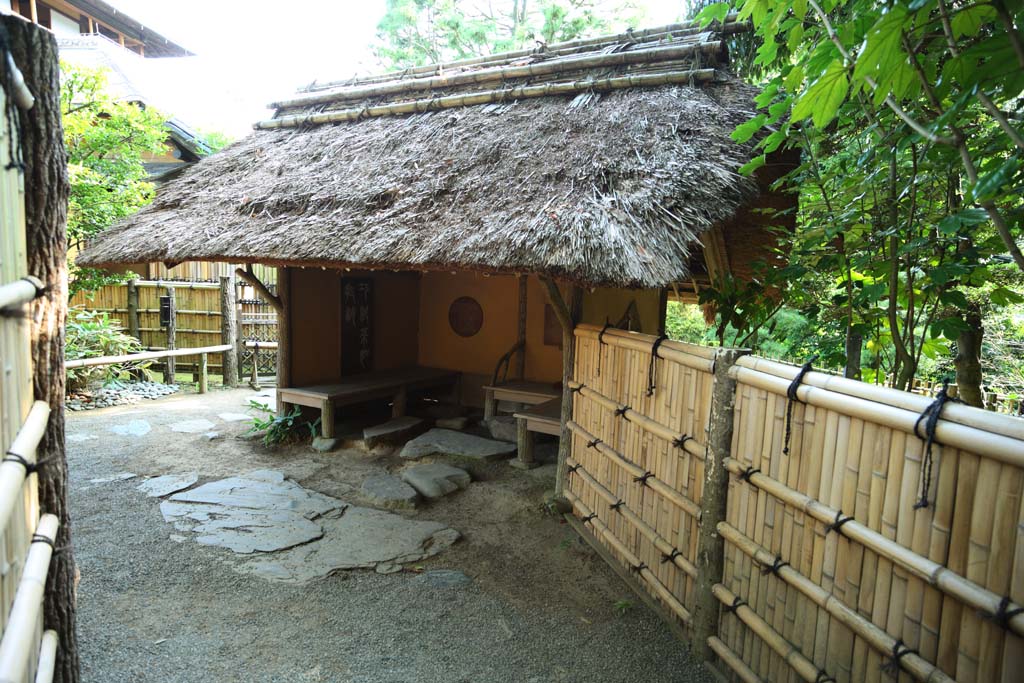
[{"x1": 448, "y1": 297, "x2": 484, "y2": 337}]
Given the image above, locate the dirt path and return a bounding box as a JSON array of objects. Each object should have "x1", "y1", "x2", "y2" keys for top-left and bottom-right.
[{"x1": 67, "y1": 388, "x2": 709, "y2": 683}]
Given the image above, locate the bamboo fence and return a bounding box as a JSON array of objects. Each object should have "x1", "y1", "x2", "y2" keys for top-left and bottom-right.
[
  {"x1": 561, "y1": 325, "x2": 1024, "y2": 683},
  {"x1": 0, "y1": 81, "x2": 58, "y2": 682}
]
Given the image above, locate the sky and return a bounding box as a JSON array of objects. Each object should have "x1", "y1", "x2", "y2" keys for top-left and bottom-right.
[{"x1": 108, "y1": 0, "x2": 687, "y2": 137}]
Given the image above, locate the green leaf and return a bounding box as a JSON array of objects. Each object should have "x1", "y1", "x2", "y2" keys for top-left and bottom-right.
[
  {"x1": 991, "y1": 286, "x2": 1024, "y2": 306},
  {"x1": 732, "y1": 114, "x2": 767, "y2": 143},
  {"x1": 969, "y1": 157, "x2": 1022, "y2": 202},
  {"x1": 853, "y1": 6, "x2": 908, "y2": 83},
  {"x1": 694, "y1": 2, "x2": 730, "y2": 27},
  {"x1": 951, "y1": 4, "x2": 996, "y2": 38},
  {"x1": 793, "y1": 61, "x2": 849, "y2": 128},
  {"x1": 738, "y1": 154, "x2": 767, "y2": 176}
]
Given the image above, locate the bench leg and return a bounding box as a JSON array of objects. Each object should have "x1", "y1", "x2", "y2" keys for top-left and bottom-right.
[
  {"x1": 392, "y1": 386, "x2": 407, "y2": 418},
  {"x1": 511, "y1": 418, "x2": 539, "y2": 470},
  {"x1": 321, "y1": 399, "x2": 335, "y2": 438},
  {"x1": 483, "y1": 388, "x2": 496, "y2": 421}
]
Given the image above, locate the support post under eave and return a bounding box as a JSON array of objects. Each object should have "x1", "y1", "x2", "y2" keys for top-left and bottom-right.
[
  {"x1": 541, "y1": 276, "x2": 582, "y2": 497},
  {"x1": 276, "y1": 267, "x2": 291, "y2": 415}
]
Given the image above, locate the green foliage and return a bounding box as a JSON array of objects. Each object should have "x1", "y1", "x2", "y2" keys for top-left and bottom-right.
[
  {"x1": 197, "y1": 129, "x2": 233, "y2": 153},
  {"x1": 65, "y1": 307, "x2": 149, "y2": 392},
  {"x1": 246, "y1": 401, "x2": 321, "y2": 447},
  {"x1": 613, "y1": 599, "x2": 634, "y2": 615},
  {"x1": 373, "y1": 0, "x2": 645, "y2": 69},
  {"x1": 61, "y1": 62, "x2": 167, "y2": 298}
]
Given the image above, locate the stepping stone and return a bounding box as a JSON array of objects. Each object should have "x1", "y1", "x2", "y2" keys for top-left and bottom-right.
[
  {"x1": 312, "y1": 437, "x2": 341, "y2": 453},
  {"x1": 361, "y1": 474, "x2": 419, "y2": 510},
  {"x1": 109, "y1": 420, "x2": 151, "y2": 437},
  {"x1": 486, "y1": 416, "x2": 518, "y2": 443},
  {"x1": 89, "y1": 472, "x2": 137, "y2": 484},
  {"x1": 161, "y1": 501, "x2": 325, "y2": 554},
  {"x1": 169, "y1": 418, "x2": 217, "y2": 434},
  {"x1": 401, "y1": 463, "x2": 471, "y2": 499},
  {"x1": 363, "y1": 416, "x2": 427, "y2": 449},
  {"x1": 436, "y1": 416, "x2": 469, "y2": 430},
  {"x1": 167, "y1": 469, "x2": 340, "y2": 520},
  {"x1": 218, "y1": 412, "x2": 253, "y2": 423},
  {"x1": 138, "y1": 472, "x2": 199, "y2": 498},
  {"x1": 399, "y1": 429, "x2": 516, "y2": 461}
]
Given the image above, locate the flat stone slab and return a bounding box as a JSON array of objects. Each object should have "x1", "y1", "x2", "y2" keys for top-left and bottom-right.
[
  {"x1": 399, "y1": 429, "x2": 516, "y2": 461},
  {"x1": 169, "y1": 418, "x2": 217, "y2": 434},
  {"x1": 161, "y1": 500, "x2": 326, "y2": 554},
  {"x1": 138, "y1": 472, "x2": 199, "y2": 498},
  {"x1": 238, "y1": 506, "x2": 460, "y2": 583},
  {"x1": 401, "y1": 463, "x2": 471, "y2": 499},
  {"x1": 486, "y1": 416, "x2": 518, "y2": 443},
  {"x1": 168, "y1": 470, "x2": 339, "y2": 519},
  {"x1": 363, "y1": 416, "x2": 427, "y2": 449},
  {"x1": 89, "y1": 472, "x2": 136, "y2": 484},
  {"x1": 361, "y1": 474, "x2": 419, "y2": 510},
  {"x1": 218, "y1": 412, "x2": 253, "y2": 422},
  {"x1": 109, "y1": 420, "x2": 151, "y2": 437}
]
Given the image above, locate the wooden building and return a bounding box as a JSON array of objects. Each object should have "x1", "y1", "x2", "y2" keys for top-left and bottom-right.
[{"x1": 79, "y1": 17, "x2": 796, "y2": 433}]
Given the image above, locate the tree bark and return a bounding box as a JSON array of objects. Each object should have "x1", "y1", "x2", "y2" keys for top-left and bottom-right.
[
  {"x1": 219, "y1": 274, "x2": 238, "y2": 387},
  {"x1": 844, "y1": 326, "x2": 862, "y2": 380},
  {"x1": 955, "y1": 302, "x2": 984, "y2": 408},
  {"x1": 7, "y1": 14, "x2": 81, "y2": 682}
]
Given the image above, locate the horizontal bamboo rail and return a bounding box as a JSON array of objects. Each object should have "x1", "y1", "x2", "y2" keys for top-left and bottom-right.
[
  {"x1": 568, "y1": 420, "x2": 701, "y2": 519},
  {"x1": 33, "y1": 631, "x2": 57, "y2": 683},
  {"x1": 731, "y1": 366, "x2": 1024, "y2": 467},
  {"x1": 134, "y1": 280, "x2": 220, "y2": 290},
  {"x1": 577, "y1": 322, "x2": 718, "y2": 362},
  {"x1": 567, "y1": 457, "x2": 697, "y2": 578},
  {"x1": 736, "y1": 355, "x2": 1024, "y2": 441},
  {"x1": 0, "y1": 276, "x2": 42, "y2": 310},
  {"x1": 718, "y1": 522, "x2": 955, "y2": 683},
  {"x1": 256, "y1": 68, "x2": 718, "y2": 129},
  {"x1": 712, "y1": 583, "x2": 827, "y2": 683},
  {"x1": 565, "y1": 489, "x2": 692, "y2": 624},
  {"x1": 707, "y1": 636, "x2": 763, "y2": 683},
  {"x1": 243, "y1": 340, "x2": 278, "y2": 349},
  {"x1": 0, "y1": 401, "x2": 49, "y2": 532},
  {"x1": 273, "y1": 41, "x2": 724, "y2": 109},
  {"x1": 723, "y1": 456, "x2": 1024, "y2": 637},
  {"x1": 568, "y1": 380, "x2": 705, "y2": 458},
  {"x1": 0, "y1": 514, "x2": 59, "y2": 682},
  {"x1": 65, "y1": 344, "x2": 232, "y2": 369},
  {"x1": 84, "y1": 308, "x2": 222, "y2": 317}
]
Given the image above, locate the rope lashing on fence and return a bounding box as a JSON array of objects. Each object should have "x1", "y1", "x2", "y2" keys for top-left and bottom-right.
[
  {"x1": 911, "y1": 379, "x2": 961, "y2": 509},
  {"x1": 783, "y1": 354, "x2": 818, "y2": 456},
  {"x1": 609, "y1": 499, "x2": 624, "y2": 512},
  {"x1": 613, "y1": 405, "x2": 631, "y2": 421},
  {"x1": 880, "y1": 639, "x2": 918, "y2": 680},
  {"x1": 596, "y1": 320, "x2": 612, "y2": 376},
  {"x1": 646, "y1": 334, "x2": 669, "y2": 396},
  {"x1": 567, "y1": 463, "x2": 582, "y2": 474},
  {"x1": 824, "y1": 510, "x2": 855, "y2": 537},
  {"x1": 672, "y1": 434, "x2": 692, "y2": 449},
  {"x1": 986, "y1": 596, "x2": 1024, "y2": 631},
  {"x1": 660, "y1": 548, "x2": 683, "y2": 564},
  {"x1": 758, "y1": 554, "x2": 790, "y2": 577},
  {"x1": 737, "y1": 466, "x2": 761, "y2": 484},
  {"x1": 580, "y1": 513, "x2": 597, "y2": 525},
  {"x1": 814, "y1": 671, "x2": 836, "y2": 683},
  {"x1": 723, "y1": 596, "x2": 747, "y2": 615},
  {"x1": 633, "y1": 471, "x2": 654, "y2": 487},
  {"x1": 2, "y1": 452, "x2": 53, "y2": 475},
  {"x1": 629, "y1": 561, "x2": 648, "y2": 574},
  {"x1": 570, "y1": 383, "x2": 584, "y2": 395},
  {"x1": 586, "y1": 438, "x2": 602, "y2": 449}
]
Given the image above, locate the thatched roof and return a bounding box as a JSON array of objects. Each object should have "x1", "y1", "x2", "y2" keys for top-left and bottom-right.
[{"x1": 79, "y1": 17, "x2": 775, "y2": 288}]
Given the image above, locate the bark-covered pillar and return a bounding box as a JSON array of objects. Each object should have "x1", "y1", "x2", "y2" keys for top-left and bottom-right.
[
  {"x1": 276, "y1": 267, "x2": 291, "y2": 415},
  {"x1": 955, "y1": 301, "x2": 984, "y2": 408},
  {"x1": 219, "y1": 274, "x2": 238, "y2": 387},
  {"x1": 542, "y1": 277, "x2": 582, "y2": 497},
  {"x1": 691, "y1": 347, "x2": 745, "y2": 663},
  {"x1": 126, "y1": 278, "x2": 139, "y2": 340},
  {"x1": 7, "y1": 13, "x2": 81, "y2": 682}
]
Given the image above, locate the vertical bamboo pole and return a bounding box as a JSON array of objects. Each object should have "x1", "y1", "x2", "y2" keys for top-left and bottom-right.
[
  {"x1": 692, "y1": 347, "x2": 746, "y2": 662},
  {"x1": 198, "y1": 353, "x2": 208, "y2": 394},
  {"x1": 163, "y1": 285, "x2": 176, "y2": 383},
  {"x1": 126, "y1": 278, "x2": 139, "y2": 340},
  {"x1": 219, "y1": 275, "x2": 238, "y2": 387},
  {"x1": 542, "y1": 277, "x2": 580, "y2": 497}
]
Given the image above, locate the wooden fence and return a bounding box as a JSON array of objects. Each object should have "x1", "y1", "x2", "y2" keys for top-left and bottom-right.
[
  {"x1": 564, "y1": 323, "x2": 1024, "y2": 683},
  {"x1": 0, "y1": 79, "x2": 59, "y2": 682}
]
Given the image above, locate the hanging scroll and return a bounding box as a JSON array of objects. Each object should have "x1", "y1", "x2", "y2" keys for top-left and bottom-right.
[{"x1": 341, "y1": 278, "x2": 373, "y2": 374}]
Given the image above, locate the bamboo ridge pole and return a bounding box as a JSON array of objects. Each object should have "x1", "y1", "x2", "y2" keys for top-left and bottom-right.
[
  {"x1": 64, "y1": 344, "x2": 232, "y2": 369},
  {"x1": 707, "y1": 636, "x2": 764, "y2": 683},
  {"x1": 34, "y1": 631, "x2": 58, "y2": 683},
  {"x1": 567, "y1": 420, "x2": 701, "y2": 518},
  {"x1": 711, "y1": 583, "x2": 826, "y2": 683},
  {"x1": 0, "y1": 400, "x2": 49, "y2": 530},
  {"x1": 722, "y1": 457, "x2": 1024, "y2": 637},
  {"x1": 568, "y1": 380, "x2": 706, "y2": 458},
  {"x1": 736, "y1": 355, "x2": 1024, "y2": 441},
  {"x1": 256, "y1": 69, "x2": 718, "y2": 130},
  {"x1": 272, "y1": 41, "x2": 724, "y2": 109},
  {"x1": 732, "y1": 366, "x2": 1024, "y2": 467},
  {"x1": 717, "y1": 522, "x2": 955, "y2": 683},
  {"x1": 565, "y1": 489, "x2": 692, "y2": 623},
  {"x1": 567, "y1": 456, "x2": 698, "y2": 578},
  {"x1": 0, "y1": 513, "x2": 59, "y2": 682}
]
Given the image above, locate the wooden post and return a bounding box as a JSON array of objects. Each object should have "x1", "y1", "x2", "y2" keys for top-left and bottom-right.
[
  {"x1": 198, "y1": 353, "x2": 208, "y2": 394},
  {"x1": 276, "y1": 267, "x2": 291, "y2": 415},
  {"x1": 691, "y1": 347, "x2": 746, "y2": 663},
  {"x1": 392, "y1": 385, "x2": 407, "y2": 418},
  {"x1": 513, "y1": 417, "x2": 538, "y2": 469},
  {"x1": 235, "y1": 281, "x2": 245, "y2": 383},
  {"x1": 126, "y1": 278, "x2": 140, "y2": 340},
  {"x1": 516, "y1": 275, "x2": 527, "y2": 379},
  {"x1": 542, "y1": 276, "x2": 582, "y2": 496},
  {"x1": 163, "y1": 285, "x2": 176, "y2": 384},
  {"x1": 219, "y1": 275, "x2": 238, "y2": 387}
]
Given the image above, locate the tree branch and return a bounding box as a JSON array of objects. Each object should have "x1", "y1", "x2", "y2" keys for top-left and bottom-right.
[{"x1": 235, "y1": 264, "x2": 282, "y2": 314}]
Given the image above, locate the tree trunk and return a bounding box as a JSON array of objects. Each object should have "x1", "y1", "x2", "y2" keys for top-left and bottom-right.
[
  {"x1": 844, "y1": 326, "x2": 862, "y2": 380},
  {"x1": 7, "y1": 14, "x2": 81, "y2": 682},
  {"x1": 955, "y1": 302, "x2": 984, "y2": 408}
]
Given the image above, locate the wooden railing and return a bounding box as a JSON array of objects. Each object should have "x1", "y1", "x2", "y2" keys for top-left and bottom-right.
[{"x1": 66, "y1": 344, "x2": 232, "y2": 394}]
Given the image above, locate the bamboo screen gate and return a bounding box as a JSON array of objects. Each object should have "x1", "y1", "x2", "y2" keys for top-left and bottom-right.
[
  {"x1": 565, "y1": 324, "x2": 1024, "y2": 683},
  {"x1": 0, "y1": 84, "x2": 59, "y2": 681}
]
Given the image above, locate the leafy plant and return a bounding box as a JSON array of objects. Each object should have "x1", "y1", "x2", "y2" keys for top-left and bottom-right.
[
  {"x1": 65, "y1": 307, "x2": 149, "y2": 392},
  {"x1": 246, "y1": 401, "x2": 321, "y2": 447},
  {"x1": 614, "y1": 599, "x2": 634, "y2": 615}
]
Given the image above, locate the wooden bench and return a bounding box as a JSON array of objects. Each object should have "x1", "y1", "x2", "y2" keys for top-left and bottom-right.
[
  {"x1": 511, "y1": 397, "x2": 561, "y2": 469},
  {"x1": 278, "y1": 367, "x2": 460, "y2": 438},
  {"x1": 482, "y1": 380, "x2": 561, "y2": 421}
]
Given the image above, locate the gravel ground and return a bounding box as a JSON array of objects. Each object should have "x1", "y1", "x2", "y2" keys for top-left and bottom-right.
[{"x1": 67, "y1": 388, "x2": 710, "y2": 683}]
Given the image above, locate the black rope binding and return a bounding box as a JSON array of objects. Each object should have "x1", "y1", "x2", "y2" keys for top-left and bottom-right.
[
  {"x1": 661, "y1": 548, "x2": 683, "y2": 564},
  {"x1": 984, "y1": 595, "x2": 1024, "y2": 631},
  {"x1": 814, "y1": 671, "x2": 836, "y2": 683},
  {"x1": 646, "y1": 334, "x2": 669, "y2": 397},
  {"x1": 586, "y1": 438, "x2": 602, "y2": 450},
  {"x1": 912, "y1": 379, "x2": 960, "y2": 509},
  {"x1": 759, "y1": 555, "x2": 790, "y2": 577},
  {"x1": 581, "y1": 513, "x2": 597, "y2": 525},
  {"x1": 633, "y1": 471, "x2": 654, "y2": 487},
  {"x1": 723, "y1": 596, "x2": 747, "y2": 615},
  {"x1": 737, "y1": 466, "x2": 761, "y2": 484},
  {"x1": 880, "y1": 639, "x2": 917, "y2": 679},
  {"x1": 0, "y1": 25, "x2": 26, "y2": 172},
  {"x1": 570, "y1": 383, "x2": 584, "y2": 395},
  {"x1": 30, "y1": 534, "x2": 54, "y2": 549},
  {"x1": 2, "y1": 452, "x2": 50, "y2": 475},
  {"x1": 614, "y1": 405, "x2": 630, "y2": 421},
  {"x1": 825, "y1": 510, "x2": 854, "y2": 537},
  {"x1": 672, "y1": 434, "x2": 692, "y2": 450},
  {"x1": 609, "y1": 499, "x2": 624, "y2": 512},
  {"x1": 567, "y1": 464, "x2": 581, "y2": 474},
  {"x1": 596, "y1": 321, "x2": 612, "y2": 377},
  {"x1": 783, "y1": 355, "x2": 818, "y2": 456},
  {"x1": 630, "y1": 562, "x2": 647, "y2": 574}
]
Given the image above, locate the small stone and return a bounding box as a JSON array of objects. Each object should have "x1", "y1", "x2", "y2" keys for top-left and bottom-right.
[
  {"x1": 89, "y1": 472, "x2": 137, "y2": 484},
  {"x1": 362, "y1": 416, "x2": 427, "y2": 449},
  {"x1": 138, "y1": 472, "x2": 199, "y2": 498},
  {"x1": 109, "y1": 420, "x2": 151, "y2": 437},
  {"x1": 204, "y1": 432, "x2": 221, "y2": 441},
  {"x1": 169, "y1": 534, "x2": 187, "y2": 543},
  {"x1": 486, "y1": 416, "x2": 518, "y2": 443},
  {"x1": 435, "y1": 416, "x2": 469, "y2": 430},
  {"x1": 218, "y1": 412, "x2": 253, "y2": 423},
  {"x1": 169, "y1": 419, "x2": 217, "y2": 434},
  {"x1": 415, "y1": 569, "x2": 471, "y2": 588},
  {"x1": 312, "y1": 437, "x2": 340, "y2": 453},
  {"x1": 361, "y1": 474, "x2": 420, "y2": 510},
  {"x1": 401, "y1": 463, "x2": 471, "y2": 499},
  {"x1": 400, "y1": 429, "x2": 516, "y2": 461},
  {"x1": 375, "y1": 563, "x2": 403, "y2": 575}
]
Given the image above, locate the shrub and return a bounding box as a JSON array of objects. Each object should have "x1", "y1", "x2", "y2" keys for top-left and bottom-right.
[
  {"x1": 246, "y1": 401, "x2": 320, "y2": 447},
  {"x1": 65, "y1": 307, "x2": 148, "y2": 393}
]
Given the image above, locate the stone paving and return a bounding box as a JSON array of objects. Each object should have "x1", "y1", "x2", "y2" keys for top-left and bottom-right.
[{"x1": 400, "y1": 428, "x2": 517, "y2": 461}]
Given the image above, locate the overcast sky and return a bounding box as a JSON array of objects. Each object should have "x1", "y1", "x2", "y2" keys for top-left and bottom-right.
[{"x1": 109, "y1": 0, "x2": 685, "y2": 137}]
